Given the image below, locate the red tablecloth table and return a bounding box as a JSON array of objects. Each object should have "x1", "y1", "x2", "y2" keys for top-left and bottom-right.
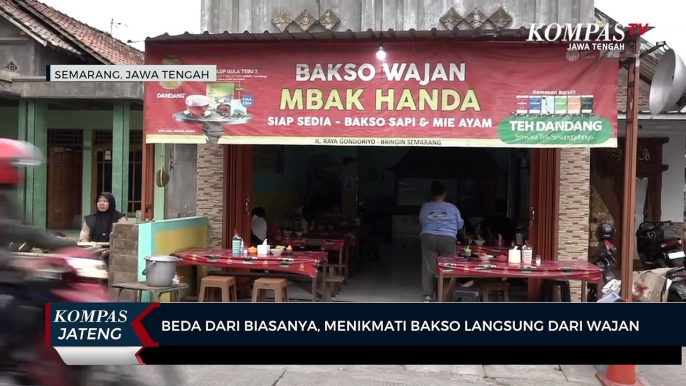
[
  {"x1": 280, "y1": 237, "x2": 350, "y2": 288},
  {"x1": 436, "y1": 256, "x2": 603, "y2": 302},
  {"x1": 174, "y1": 247, "x2": 328, "y2": 301}
]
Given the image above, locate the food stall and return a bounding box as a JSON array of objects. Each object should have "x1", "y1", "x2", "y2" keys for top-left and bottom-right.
[{"x1": 137, "y1": 27, "x2": 642, "y2": 302}]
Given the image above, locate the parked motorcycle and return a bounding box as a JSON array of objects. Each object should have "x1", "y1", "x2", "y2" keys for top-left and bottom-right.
[
  {"x1": 634, "y1": 221, "x2": 685, "y2": 302},
  {"x1": 587, "y1": 223, "x2": 618, "y2": 302},
  {"x1": 636, "y1": 220, "x2": 685, "y2": 268},
  {"x1": 665, "y1": 267, "x2": 686, "y2": 302},
  {"x1": 0, "y1": 248, "x2": 183, "y2": 385}
]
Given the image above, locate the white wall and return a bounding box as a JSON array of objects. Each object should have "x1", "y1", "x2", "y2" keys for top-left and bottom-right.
[
  {"x1": 660, "y1": 133, "x2": 685, "y2": 221},
  {"x1": 625, "y1": 123, "x2": 685, "y2": 221}
]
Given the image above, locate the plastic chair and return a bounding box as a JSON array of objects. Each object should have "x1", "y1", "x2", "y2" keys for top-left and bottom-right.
[
  {"x1": 198, "y1": 276, "x2": 237, "y2": 302},
  {"x1": 252, "y1": 277, "x2": 289, "y2": 302}
]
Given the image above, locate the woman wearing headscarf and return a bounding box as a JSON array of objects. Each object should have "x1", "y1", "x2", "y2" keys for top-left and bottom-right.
[{"x1": 79, "y1": 192, "x2": 127, "y2": 243}]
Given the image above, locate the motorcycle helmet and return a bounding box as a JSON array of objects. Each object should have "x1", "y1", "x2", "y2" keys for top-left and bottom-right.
[
  {"x1": 596, "y1": 223, "x2": 615, "y2": 241},
  {"x1": 0, "y1": 139, "x2": 42, "y2": 186}
]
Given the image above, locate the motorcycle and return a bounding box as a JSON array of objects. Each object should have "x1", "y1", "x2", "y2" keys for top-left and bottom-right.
[
  {"x1": 636, "y1": 220, "x2": 685, "y2": 269},
  {"x1": 587, "y1": 238, "x2": 618, "y2": 302},
  {"x1": 635, "y1": 221, "x2": 686, "y2": 302},
  {"x1": 664, "y1": 267, "x2": 686, "y2": 302},
  {"x1": 0, "y1": 247, "x2": 183, "y2": 385}
]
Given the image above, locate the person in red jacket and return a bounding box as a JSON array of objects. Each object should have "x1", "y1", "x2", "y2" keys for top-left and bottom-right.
[{"x1": 0, "y1": 139, "x2": 76, "y2": 252}]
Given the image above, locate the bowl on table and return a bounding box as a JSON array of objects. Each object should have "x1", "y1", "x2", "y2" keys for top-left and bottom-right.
[
  {"x1": 295, "y1": 231, "x2": 303, "y2": 237},
  {"x1": 478, "y1": 254, "x2": 493, "y2": 262},
  {"x1": 270, "y1": 249, "x2": 284, "y2": 256},
  {"x1": 474, "y1": 239, "x2": 486, "y2": 247}
]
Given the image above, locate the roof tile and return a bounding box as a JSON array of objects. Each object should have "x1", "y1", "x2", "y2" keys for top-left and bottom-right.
[
  {"x1": 22, "y1": 0, "x2": 143, "y2": 64},
  {"x1": 0, "y1": 0, "x2": 78, "y2": 54},
  {"x1": 0, "y1": 0, "x2": 143, "y2": 65}
]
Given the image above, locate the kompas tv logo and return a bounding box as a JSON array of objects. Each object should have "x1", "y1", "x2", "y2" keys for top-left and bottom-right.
[{"x1": 526, "y1": 23, "x2": 650, "y2": 52}]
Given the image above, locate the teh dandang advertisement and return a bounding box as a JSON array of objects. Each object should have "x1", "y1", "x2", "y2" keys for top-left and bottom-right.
[{"x1": 144, "y1": 41, "x2": 618, "y2": 147}]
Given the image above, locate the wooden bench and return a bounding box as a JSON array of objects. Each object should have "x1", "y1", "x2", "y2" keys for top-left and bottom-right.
[{"x1": 326, "y1": 275, "x2": 345, "y2": 297}]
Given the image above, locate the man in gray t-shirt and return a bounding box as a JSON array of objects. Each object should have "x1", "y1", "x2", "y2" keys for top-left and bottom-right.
[{"x1": 419, "y1": 181, "x2": 464, "y2": 302}]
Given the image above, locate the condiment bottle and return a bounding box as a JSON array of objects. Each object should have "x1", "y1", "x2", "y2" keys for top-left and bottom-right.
[
  {"x1": 522, "y1": 240, "x2": 533, "y2": 265},
  {"x1": 508, "y1": 242, "x2": 521, "y2": 264},
  {"x1": 515, "y1": 231, "x2": 524, "y2": 246},
  {"x1": 464, "y1": 244, "x2": 471, "y2": 257},
  {"x1": 232, "y1": 228, "x2": 242, "y2": 254}
]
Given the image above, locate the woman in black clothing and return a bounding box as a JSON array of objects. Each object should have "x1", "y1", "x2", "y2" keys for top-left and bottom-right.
[{"x1": 79, "y1": 192, "x2": 127, "y2": 243}]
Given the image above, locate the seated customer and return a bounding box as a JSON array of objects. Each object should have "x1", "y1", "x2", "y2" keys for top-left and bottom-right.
[
  {"x1": 79, "y1": 192, "x2": 127, "y2": 243},
  {"x1": 480, "y1": 199, "x2": 517, "y2": 245}
]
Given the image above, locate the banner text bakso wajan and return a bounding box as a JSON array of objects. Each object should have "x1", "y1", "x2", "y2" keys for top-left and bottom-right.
[{"x1": 144, "y1": 42, "x2": 618, "y2": 147}]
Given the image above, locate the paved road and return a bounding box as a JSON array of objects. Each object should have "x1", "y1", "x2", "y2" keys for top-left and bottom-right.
[
  {"x1": 135, "y1": 365, "x2": 487, "y2": 386},
  {"x1": 637, "y1": 347, "x2": 686, "y2": 386},
  {"x1": 133, "y1": 364, "x2": 601, "y2": 386},
  {"x1": 132, "y1": 360, "x2": 686, "y2": 386}
]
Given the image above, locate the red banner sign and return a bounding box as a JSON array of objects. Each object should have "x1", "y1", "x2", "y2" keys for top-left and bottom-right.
[{"x1": 144, "y1": 41, "x2": 618, "y2": 147}]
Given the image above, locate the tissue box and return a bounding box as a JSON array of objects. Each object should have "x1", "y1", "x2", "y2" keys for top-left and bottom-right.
[{"x1": 257, "y1": 245, "x2": 270, "y2": 255}]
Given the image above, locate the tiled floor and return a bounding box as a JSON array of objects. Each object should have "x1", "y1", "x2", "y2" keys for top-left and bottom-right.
[
  {"x1": 283, "y1": 244, "x2": 529, "y2": 303},
  {"x1": 331, "y1": 247, "x2": 423, "y2": 302},
  {"x1": 278, "y1": 244, "x2": 421, "y2": 302}
]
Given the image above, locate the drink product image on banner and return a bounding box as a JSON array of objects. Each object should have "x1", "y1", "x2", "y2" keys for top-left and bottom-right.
[
  {"x1": 206, "y1": 83, "x2": 235, "y2": 110},
  {"x1": 554, "y1": 96, "x2": 568, "y2": 115},
  {"x1": 567, "y1": 95, "x2": 581, "y2": 115},
  {"x1": 528, "y1": 96, "x2": 542, "y2": 114},
  {"x1": 516, "y1": 95, "x2": 529, "y2": 115},
  {"x1": 541, "y1": 96, "x2": 555, "y2": 115},
  {"x1": 581, "y1": 95, "x2": 594, "y2": 115},
  {"x1": 185, "y1": 95, "x2": 210, "y2": 117}
]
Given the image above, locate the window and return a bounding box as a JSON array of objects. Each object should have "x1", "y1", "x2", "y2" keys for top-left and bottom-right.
[
  {"x1": 92, "y1": 130, "x2": 143, "y2": 216},
  {"x1": 94, "y1": 148, "x2": 113, "y2": 195},
  {"x1": 127, "y1": 153, "x2": 143, "y2": 214}
]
